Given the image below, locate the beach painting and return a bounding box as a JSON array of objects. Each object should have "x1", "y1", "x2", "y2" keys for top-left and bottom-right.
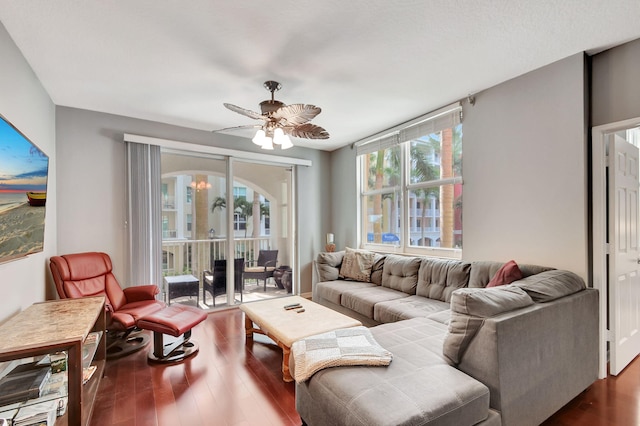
[{"x1": 0, "y1": 115, "x2": 49, "y2": 263}]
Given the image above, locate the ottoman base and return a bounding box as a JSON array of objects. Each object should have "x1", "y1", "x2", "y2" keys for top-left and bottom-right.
[{"x1": 137, "y1": 305, "x2": 207, "y2": 364}]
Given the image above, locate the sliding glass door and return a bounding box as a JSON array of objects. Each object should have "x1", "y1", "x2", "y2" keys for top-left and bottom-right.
[{"x1": 160, "y1": 150, "x2": 294, "y2": 309}]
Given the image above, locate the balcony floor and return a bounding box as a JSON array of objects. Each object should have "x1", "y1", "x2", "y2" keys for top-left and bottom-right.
[{"x1": 168, "y1": 279, "x2": 291, "y2": 309}]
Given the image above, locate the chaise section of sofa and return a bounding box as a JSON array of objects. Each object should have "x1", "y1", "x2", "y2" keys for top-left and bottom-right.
[{"x1": 296, "y1": 317, "x2": 500, "y2": 426}]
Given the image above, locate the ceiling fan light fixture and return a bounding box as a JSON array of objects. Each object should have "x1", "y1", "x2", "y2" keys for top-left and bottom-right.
[
  {"x1": 261, "y1": 136, "x2": 274, "y2": 150},
  {"x1": 252, "y1": 129, "x2": 266, "y2": 146},
  {"x1": 280, "y1": 134, "x2": 293, "y2": 149},
  {"x1": 273, "y1": 127, "x2": 285, "y2": 145}
]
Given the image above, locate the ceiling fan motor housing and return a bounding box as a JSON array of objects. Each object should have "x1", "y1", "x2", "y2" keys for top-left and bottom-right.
[{"x1": 259, "y1": 99, "x2": 285, "y2": 115}]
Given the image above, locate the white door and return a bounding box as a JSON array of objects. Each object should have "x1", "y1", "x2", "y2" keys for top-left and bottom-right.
[{"x1": 609, "y1": 133, "x2": 640, "y2": 375}]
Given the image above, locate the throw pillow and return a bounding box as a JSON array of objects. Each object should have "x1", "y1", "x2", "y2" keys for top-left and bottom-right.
[
  {"x1": 339, "y1": 247, "x2": 375, "y2": 282},
  {"x1": 486, "y1": 260, "x2": 522, "y2": 287}
]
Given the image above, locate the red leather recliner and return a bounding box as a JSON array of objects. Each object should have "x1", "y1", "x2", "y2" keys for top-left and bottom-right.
[{"x1": 50, "y1": 251, "x2": 166, "y2": 358}]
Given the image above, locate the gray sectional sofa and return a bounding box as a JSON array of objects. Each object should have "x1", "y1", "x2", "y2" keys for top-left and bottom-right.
[{"x1": 295, "y1": 250, "x2": 599, "y2": 426}]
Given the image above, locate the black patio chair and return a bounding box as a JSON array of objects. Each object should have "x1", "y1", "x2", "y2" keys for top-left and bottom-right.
[{"x1": 202, "y1": 258, "x2": 244, "y2": 307}]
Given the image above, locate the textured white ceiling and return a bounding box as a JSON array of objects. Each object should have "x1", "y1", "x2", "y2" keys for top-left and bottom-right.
[{"x1": 1, "y1": 1, "x2": 639, "y2": 151}]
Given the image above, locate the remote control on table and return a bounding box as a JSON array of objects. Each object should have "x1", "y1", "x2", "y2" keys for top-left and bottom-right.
[{"x1": 284, "y1": 303, "x2": 302, "y2": 310}]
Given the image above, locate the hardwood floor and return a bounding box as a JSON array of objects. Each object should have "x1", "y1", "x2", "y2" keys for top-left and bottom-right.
[
  {"x1": 91, "y1": 308, "x2": 299, "y2": 426},
  {"x1": 91, "y1": 307, "x2": 640, "y2": 426}
]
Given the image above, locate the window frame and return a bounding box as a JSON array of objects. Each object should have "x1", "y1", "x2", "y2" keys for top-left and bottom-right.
[{"x1": 357, "y1": 103, "x2": 462, "y2": 259}]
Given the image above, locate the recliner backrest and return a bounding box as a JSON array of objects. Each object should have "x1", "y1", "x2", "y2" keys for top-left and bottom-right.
[{"x1": 50, "y1": 252, "x2": 127, "y2": 311}]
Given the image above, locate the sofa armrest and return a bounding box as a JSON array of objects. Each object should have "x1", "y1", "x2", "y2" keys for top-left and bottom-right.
[
  {"x1": 456, "y1": 288, "x2": 598, "y2": 426},
  {"x1": 123, "y1": 284, "x2": 160, "y2": 302}
]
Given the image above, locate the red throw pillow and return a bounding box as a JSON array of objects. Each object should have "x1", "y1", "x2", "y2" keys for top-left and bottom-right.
[{"x1": 487, "y1": 260, "x2": 523, "y2": 287}]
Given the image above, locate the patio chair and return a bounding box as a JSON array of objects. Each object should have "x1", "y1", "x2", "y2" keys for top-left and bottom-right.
[
  {"x1": 244, "y1": 250, "x2": 278, "y2": 291},
  {"x1": 202, "y1": 258, "x2": 244, "y2": 307}
]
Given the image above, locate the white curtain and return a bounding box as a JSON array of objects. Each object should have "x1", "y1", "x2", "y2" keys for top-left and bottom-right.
[{"x1": 126, "y1": 141, "x2": 162, "y2": 287}]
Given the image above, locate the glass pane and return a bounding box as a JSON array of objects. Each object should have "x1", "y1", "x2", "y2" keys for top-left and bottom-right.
[
  {"x1": 362, "y1": 191, "x2": 400, "y2": 245},
  {"x1": 362, "y1": 145, "x2": 402, "y2": 192},
  {"x1": 234, "y1": 161, "x2": 293, "y2": 295},
  {"x1": 409, "y1": 124, "x2": 462, "y2": 184},
  {"x1": 408, "y1": 183, "x2": 462, "y2": 249}
]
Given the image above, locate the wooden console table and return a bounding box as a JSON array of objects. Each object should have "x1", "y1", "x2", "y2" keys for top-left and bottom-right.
[{"x1": 0, "y1": 296, "x2": 106, "y2": 426}]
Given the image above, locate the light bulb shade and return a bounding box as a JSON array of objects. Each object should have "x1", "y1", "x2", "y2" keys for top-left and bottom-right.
[
  {"x1": 261, "y1": 137, "x2": 274, "y2": 150},
  {"x1": 273, "y1": 127, "x2": 285, "y2": 144},
  {"x1": 252, "y1": 129, "x2": 266, "y2": 146},
  {"x1": 280, "y1": 134, "x2": 293, "y2": 149}
]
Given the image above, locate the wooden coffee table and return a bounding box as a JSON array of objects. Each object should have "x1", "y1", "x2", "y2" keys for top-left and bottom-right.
[{"x1": 240, "y1": 296, "x2": 362, "y2": 382}]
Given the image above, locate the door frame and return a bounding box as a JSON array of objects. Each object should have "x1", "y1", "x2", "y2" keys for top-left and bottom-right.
[{"x1": 592, "y1": 117, "x2": 640, "y2": 379}]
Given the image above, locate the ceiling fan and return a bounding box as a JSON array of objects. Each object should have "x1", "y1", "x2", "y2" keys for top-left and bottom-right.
[{"x1": 216, "y1": 80, "x2": 329, "y2": 150}]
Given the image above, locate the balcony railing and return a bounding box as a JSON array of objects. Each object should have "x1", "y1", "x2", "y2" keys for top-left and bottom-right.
[{"x1": 161, "y1": 237, "x2": 272, "y2": 283}]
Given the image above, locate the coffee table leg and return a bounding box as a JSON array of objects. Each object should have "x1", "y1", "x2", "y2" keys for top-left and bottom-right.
[
  {"x1": 282, "y1": 345, "x2": 293, "y2": 382},
  {"x1": 244, "y1": 314, "x2": 254, "y2": 339}
]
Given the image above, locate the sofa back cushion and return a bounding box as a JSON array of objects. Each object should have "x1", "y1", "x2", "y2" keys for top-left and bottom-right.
[
  {"x1": 416, "y1": 259, "x2": 471, "y2": 302},
  {"x1": 381, "y1": 254, "x2": 421, "y2": 294},
  {"x1": 469, "y1": 261, "x2": 554, "y2": 288},
  {"x1": 444, "y1": 286, "x2": 534, "y2": 364}
]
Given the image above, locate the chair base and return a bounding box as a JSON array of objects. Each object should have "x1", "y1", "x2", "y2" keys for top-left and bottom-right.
[
  {"x1": 136, "y1": 305, "x2": 207, "y2": 364},
  {"x1": 106, "y1": 329, "x2": 151, "y2": 360},
  {"x1": 147, "y1": 330, "x2": 199, "y2": 364}
]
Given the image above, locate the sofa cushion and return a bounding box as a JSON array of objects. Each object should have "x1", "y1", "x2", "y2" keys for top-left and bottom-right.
[
  {"x1": 381, "y1": 254, "x2": 421, "y2": 294},
  {"x1": 512, "y1": 269, "x2": 585, "y2": 302},
  {"x1": 444, "y1": 286, "x2": 533, "y2": 364},
  {"x1": 296, "y1": 318, "x2": 490, "y2": 426},
  {"x1": 316, "y1": 251, "x2": 344, "y2": 282},
  {"x1": 416, "y1": 258, "x2": 471, "y2": 302},
  {"x1": 486, "y1": 260, "x2": 522, "y2": 287},
  {"x1": 341, "y1": 286, "x2": 409, "y2": 318},
  {"x1": 469, "y1": 261, "x2": 555, "y2": 288},
  {"x1": 314, "y1": 280, "x2": 377, "y2": 305},
  {"x1": 374, "y1": 295, "x2": 449, "y2": 323},
  {"x1": 339, "y1": 247, "x2": 375, "y2": 282}
]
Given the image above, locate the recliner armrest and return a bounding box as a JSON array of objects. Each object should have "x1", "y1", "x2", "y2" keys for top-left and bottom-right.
[{"x1": 123, "y1": 285, "x2": 160, "y2": 302}]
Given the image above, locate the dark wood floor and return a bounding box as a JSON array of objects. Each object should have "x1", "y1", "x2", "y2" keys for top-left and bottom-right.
[{"x1": 91, "y1": 307, "x2": 640, "y2": 426}]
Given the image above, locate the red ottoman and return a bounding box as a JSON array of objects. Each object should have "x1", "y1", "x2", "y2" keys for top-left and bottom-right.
[{"x1": 137, "y1": 304, "x2": 207, "y2": 363}]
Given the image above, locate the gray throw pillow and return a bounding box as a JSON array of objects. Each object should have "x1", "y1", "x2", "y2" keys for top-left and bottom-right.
[{"x1": 512, "y1": 269, "x2": 585, "y2": 302}]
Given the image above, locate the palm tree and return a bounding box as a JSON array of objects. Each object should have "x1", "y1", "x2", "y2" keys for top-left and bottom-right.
[{"x1": 211, "y1": 194, "x2": 269, "y2": 238}]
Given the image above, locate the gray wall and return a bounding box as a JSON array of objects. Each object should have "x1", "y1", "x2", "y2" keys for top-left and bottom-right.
[
  {"x1": 592, "y1": 38, "x2": 640, "y2": 127},
  {"x1": 331, "y1": 53, "x2": 590, "y2": 279},
  {"x1": 464, "y1": 53, "x2": 588, "y2": 278},
  {"x1": 0, "y1": 22, "x2": 56, "y2": 323},
  {"x1": 56, "y1": 107, "x2": 330, "y2": 295}
]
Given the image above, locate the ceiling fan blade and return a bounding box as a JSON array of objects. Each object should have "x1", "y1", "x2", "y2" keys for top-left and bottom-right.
[
  {"x1": 272, "y1": 104, "x2": 321, "y2": 127},
  {"x1": 212, "y1": 124, "x2": 261, "y2": 133},
  {"x1": 287, "y1": 123, "x2": 330, "y2": 140},
  {"x1": 223, "y1": 103, "x2": 265, "y2": 121}
]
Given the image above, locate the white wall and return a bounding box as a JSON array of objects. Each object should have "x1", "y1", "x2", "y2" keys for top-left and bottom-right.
[
  {"x1": 55, "y1": 107, "x2": 329, "y2": 294},
  {"x1": 0, "y1": 22, "x2": 56, "y2": 322},
  {"x1": 331, "y1": 53, "x2": 589, "y2": 279}
]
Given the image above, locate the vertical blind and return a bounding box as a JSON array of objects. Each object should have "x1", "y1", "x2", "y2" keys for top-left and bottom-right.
[{"x1": 126, "y1": 141, "x2": 162, "y2": 287}]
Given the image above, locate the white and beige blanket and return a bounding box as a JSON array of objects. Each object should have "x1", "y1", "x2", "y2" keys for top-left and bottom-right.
[{"x1": 291, "y1": 326, "x2": 392, "y2": 382}]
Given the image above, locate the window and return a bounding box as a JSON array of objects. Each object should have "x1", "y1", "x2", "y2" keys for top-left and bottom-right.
[
  {"x1": 358, "y1": 103, "x2": 462, "y2": 258},
  {"x1": 186, "y1": 186, "x2": 192, "y2": 204}
]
